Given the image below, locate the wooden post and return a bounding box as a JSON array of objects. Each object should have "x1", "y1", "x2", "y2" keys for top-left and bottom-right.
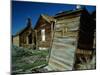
[
  {"x1": 51, "y1": 21, "x2": 54, "y2": 39},
  {"x1": 47, "y1": 21, "x2": 55, "y2": 63},
  {"x1": 35, "y1": 30, "x2": 38, "y2": 50}
]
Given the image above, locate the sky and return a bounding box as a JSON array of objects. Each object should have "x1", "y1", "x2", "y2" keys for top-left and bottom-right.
[{"x1": 12, "y1": 1, "x2": 96, "y2": 35}]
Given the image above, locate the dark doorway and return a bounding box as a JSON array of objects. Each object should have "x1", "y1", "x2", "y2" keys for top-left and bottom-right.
[{"x1": 28, "y1": 33, "x2": 32, "y2": 44}]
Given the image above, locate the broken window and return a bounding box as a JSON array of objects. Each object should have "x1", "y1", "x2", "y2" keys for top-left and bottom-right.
[{"x1": 41, "y1": 29, "x2": 45, "y2": 41}]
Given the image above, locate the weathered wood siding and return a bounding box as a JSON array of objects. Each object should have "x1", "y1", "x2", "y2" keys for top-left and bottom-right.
[
  {"x1": 46, "y1": 15, "x2": 80, "y2": 71},
  {"x1": 13, "y1": 35, "x2": 20, "y2": 46},
  {"x1": 35, "y1": 18, "x2": 53, "y2": 50},
  {"x1": 19, "y1": 27, "x2": 35, "y2": 49},
  {"x1": 55, "y1": 16, "x2": 80, "y2": 37}
]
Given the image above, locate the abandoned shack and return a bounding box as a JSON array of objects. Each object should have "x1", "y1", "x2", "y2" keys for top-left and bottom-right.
[
  {"x1": 12, "y1": 18, "x2": 35, "y2": 49},
  {"x1": 34, "y1": 14, "x2": 55, "y2": 50},
  {"x1": 46, "y1": 7, "x2": 96, "y2": 71}
]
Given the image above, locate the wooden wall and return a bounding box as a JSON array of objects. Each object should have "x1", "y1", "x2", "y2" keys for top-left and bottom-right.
[
  {"x1": 55, "y1": 16, "x2": 80, "y2": 37},
  {"x1": 13, "y1": 35, "x2": 20, "y2": 47},
  {"x1": 35, "y1": 18, "x2": 53, "y2": 50},
  {"x1": 19, "y1": 27, "x2": 35, "y2": 49}
]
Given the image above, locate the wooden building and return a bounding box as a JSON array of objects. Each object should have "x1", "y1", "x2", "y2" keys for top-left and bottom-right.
[
  {"x1": 46, "y1": 8, "x2": 84, "y2": 71},
  {"x1": 12, "y1": 18, "x2": 35, "y2": 49},
  {"x1": 46, "y1": 7, "x2": 96, "y2": 71},
  {"x1": 12, "y1": 7, "x2": 96, "y2": 56},
  {"x1": 54, "y1": 9, "x2": 82, "y2": 37},
  {"x1": 34, "y1": 14, "x2": 55, "y2": 50}
]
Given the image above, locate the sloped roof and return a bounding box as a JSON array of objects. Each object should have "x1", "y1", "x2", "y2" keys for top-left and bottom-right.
[
  {"x1": 41, "y1": 14, "x2": 56, "y2": 23},
  {"x1": 15, "y1": 27, "x2": 26, "y2": 36},
  {"x1": 34, "y1": 14, "x2": 56, "y2": 29},
  {"x1": 13, "y1": 26, "x2": 34, "y2": 37},
  {"x1": 13, "y1": 18, "x2": 33, "y2": 36},
  {"x1": 55, "y1": 9, "x2": 83, "y2": 18},
  {"x1": 14, "y1": 26, "x2": 28, "y2": 36}
]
